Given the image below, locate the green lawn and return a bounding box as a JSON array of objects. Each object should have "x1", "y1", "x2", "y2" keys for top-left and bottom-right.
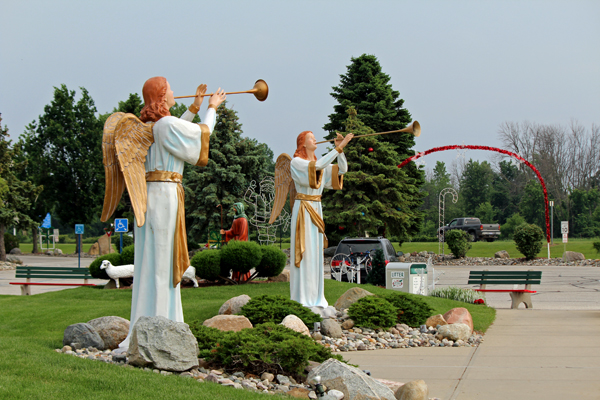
[
  {"x1": 0, "y1": 280, "x2": 495, "y2": 399},
  {"x1": 395, "y1": 238, "x2": 600, "y2": 259}
]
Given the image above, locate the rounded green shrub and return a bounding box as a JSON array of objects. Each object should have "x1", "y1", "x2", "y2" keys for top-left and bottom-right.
[
  {"x1": 347, "y1": 296, "x2": 397, "y2": 328},
  {"x1": 383, "y1": 292, "x2": 433, "y2": 327},
  {"x1": 4, "y1": 233, "x2": 19, "y2": 253},
  {"x1": 513, "y1": 223, "x2": 544, "y2": 260},
  {"x1": 366, "y1": 248, "x2": 386, "y2": 286},
  {"x1": 445, "y1": 229, "x2": 471, "y2": 258},
  {"x1": 239, "y1": 294, "x2": 321, "y2": 326},
  {"x1": 120, "y1": 244, "x2": 135, "y2": 265},
  {"x1": 112, "y1": 233, "x2": 134, "y2": 248},
  {"x1": 88, "y1": 253, "x2": 122, "y2": 280},
  {"x1": 220, "y1": 240, "x2": 262, "y2": 274},
  {"x1": 190, "y1": 322, "x2": 343, "y2": 379},
  {"x1": 190, "y1": 250, "x2": 222, "y2": 281},
  {"x1": 255, "y1": 245, "x2": 286, "y2": 277}
]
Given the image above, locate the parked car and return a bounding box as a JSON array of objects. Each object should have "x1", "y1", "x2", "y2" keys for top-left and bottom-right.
[
  {"x1": 330, "y1": 237, "x2": 400, "y2": 282},
  {"x1": 438, "y1": 217, "x2": 501, "y2": 242}
]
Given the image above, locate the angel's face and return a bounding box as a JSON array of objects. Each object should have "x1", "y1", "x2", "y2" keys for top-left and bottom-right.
[
  {"x1": 304, "y1": 132, "x2": 317, "y2": 152},
  {"x1": 165, "y1": 81, "x2": 175, "y2": 108}
]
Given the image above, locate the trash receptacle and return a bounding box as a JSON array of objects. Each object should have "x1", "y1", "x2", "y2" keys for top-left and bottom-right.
[{"x1": 386, "y1": 262, "x2": 428, "y2": 295}]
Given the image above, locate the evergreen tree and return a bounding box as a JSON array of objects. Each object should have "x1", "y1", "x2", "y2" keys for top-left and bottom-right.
[
  {"x1": 19, "y1": 85, "x2": 103, "y2": 237},
  {"x1": 322, "y1": 108, "x2": 424, "y2": 244},
  {"x1": 0, "y1": 117, "x2": 43, "y2": 260},
  {"x1": 324, "y1": 54, "x2": 412, "y2": 139},
  {"x1": 322, "y1": 54, "x2": 424, "y2": 242},
  {"x1": 183, "y1": 102, "x2": 274, "y2": 243}
]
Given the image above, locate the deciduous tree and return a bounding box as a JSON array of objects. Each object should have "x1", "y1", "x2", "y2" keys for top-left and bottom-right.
[{"x1": 0, "y1": 117, "x2": 43, "y2": 260}]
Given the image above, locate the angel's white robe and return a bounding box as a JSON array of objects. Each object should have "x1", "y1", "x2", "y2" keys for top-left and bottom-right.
[
  {"x1": 119, "y1": 108, "x2": 216, "y2": 349},
  {"x1": 290, "y1": 149, "x2": 347, "y2": 308}
]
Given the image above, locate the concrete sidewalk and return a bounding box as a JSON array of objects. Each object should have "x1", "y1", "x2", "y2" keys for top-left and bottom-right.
[{"x1": 346, "y1": 309, "x2": 600, "y2": 400}]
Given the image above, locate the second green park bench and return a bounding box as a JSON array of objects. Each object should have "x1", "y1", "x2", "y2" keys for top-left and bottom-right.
[{"x1": 468, "y1": 270, "x2": 542, "y2": 309}]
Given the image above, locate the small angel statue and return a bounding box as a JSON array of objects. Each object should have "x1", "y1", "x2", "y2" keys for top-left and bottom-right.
[{"x1": 269, "y1": 131, "x2": 353, "y2": 316}]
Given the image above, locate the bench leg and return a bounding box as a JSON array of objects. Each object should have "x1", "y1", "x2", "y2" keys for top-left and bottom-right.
[
  {"x1": 510, "y1": 292, "x2": 532, "y2": 309},
  {"x1": 21, "y1": 285, "x2": 31, "y2": 296}
]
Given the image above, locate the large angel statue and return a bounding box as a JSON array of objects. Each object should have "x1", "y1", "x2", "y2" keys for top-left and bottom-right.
[
  {"x1": 100, "y1": 76, "x2": 226, "y2": 349},
  {"x1": 270, "y1": 130, "x2": 353, "y2": 316}
]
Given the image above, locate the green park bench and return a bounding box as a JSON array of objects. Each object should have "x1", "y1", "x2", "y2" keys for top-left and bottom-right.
[
  {"x1": 468, "y1": 270, "x2": 542, "y2": 309},
  {"x1": 10, "y1": 265, "x2": 96, "y2": 296}
]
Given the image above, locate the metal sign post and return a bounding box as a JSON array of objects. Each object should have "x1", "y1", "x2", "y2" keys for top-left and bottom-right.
[
  {"x1": 561, "y1": 221, "x2": 568, "y2": 254},
  {"x1": 114, "y1": 218, "x2": 129, "y2": 253},
  {"x1": 75, "y1": 224, "x2": 84, "y2": 268}
]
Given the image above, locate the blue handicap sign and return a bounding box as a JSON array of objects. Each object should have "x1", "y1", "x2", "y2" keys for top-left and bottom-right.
[
  {"x1": 75, "y1": 224, "x2": 84, "y2": 235},
  {"x1": 115, "y1": 218, "x2": 129, "y2": 233},
  {"x1": 41, "y1": 213, "x2": 52, "y2": 229}
]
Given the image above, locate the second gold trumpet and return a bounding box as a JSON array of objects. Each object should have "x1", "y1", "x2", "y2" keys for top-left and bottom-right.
[{"x1": 174, "y1": 79, "x2": 269, "y2": 102}]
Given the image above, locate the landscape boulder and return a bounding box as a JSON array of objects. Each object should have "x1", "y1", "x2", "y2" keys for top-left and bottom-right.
[
  {"x1": 268, "y1": 269, "x2": 290, "y2": 282},
  {"x1": 63, "y1": 323, "x2": 105, "y2": 350},
  {"x1": 334, "y1": 287, "x2": 374, "y2": 310},
  {"x1": 394, "y1": 380, "x2": 429, "y2": 400},
  {"x1": 281, "y1": 314, "x2": 310, "y2": 336},
  {"x1": 443, "y1": 307, "x2": 473, "y2": 333},
  {"x1": 88, "y1": 243, "x2": 100, "y2": 256},
  {"x1": 9, "y1": 248, "x2": 22, "y2": 255},
  {"x1": 127, "y1": 316, "x2": 198, "y2": 371},
  {"x1": 494, "y1": 250, "x2": 510, "y2": 259},
  {"x1": 563, "y1": 251, "x2": 585, "y2": 262},
  {"x1": 321, "y1": 319, "x2": 343, "y2": 338},
  {"x1": 203, "y1": 315, "x2": 253, "y2": 332},
  {"x1": 87, "y1": 316, "x2": 130, "y2": 350},
  {"x1": 307, "y1": 358, "x2": 395, "y2": 400},
  {"x1": 97, "y1": 233, "x2": 114, "y2": 255},
  {"x1": 218, "y1": 294, "x2": 251, "y2": 315},
  {"x1": 53, "y1": 248, "x2": 63, "y2": 256},
  {"x1": 425, "y1": 314, "x2": 447, "y2": 328},
  {"x1": 437, "y1": 323, "x2": 471, "y2": 341}
]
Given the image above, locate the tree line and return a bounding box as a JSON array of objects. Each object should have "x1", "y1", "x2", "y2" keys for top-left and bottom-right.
[{"x1": 419, "y1": 119, "x2": 600, "y2": 240}]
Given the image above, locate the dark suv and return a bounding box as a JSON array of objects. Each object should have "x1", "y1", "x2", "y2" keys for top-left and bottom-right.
[{"x1": 330, "y1": 237, "x2": 399, "y2": 283}]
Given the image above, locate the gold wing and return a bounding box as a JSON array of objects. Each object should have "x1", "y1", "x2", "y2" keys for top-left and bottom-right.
[
  {"x1": 101, "y1": 112, "x2": 126, "y2": 222},
  {"x1": 269, "y1": 153, "x2": 295, "y2": 224},
  {"x1": 114, "y1": 114, "x2": 155, "y2": 227}
]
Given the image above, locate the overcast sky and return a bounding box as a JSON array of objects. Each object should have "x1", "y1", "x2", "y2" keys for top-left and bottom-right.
[{"x1": 2, "y1": 0, "x2": 598, "y2": 170}]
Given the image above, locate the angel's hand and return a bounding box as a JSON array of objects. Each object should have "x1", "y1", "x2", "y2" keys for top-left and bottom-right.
[
  {"x1": 193, "y1": 84, "x2": 207, "y2": 109},
  {"x1": 337, "y1": 133, "x2": 354, "y2": 150},
  {"x1": 208, "y1": 88, "x2": 226, "y2": 109}
]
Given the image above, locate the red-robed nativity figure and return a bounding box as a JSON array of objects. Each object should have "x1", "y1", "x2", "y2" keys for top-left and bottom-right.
[
  {"x1": 269, "y1": 131, "x2": 353, "y2": 317},
  {"x1": 220, "y1": 202, "x2": 251, "y2": 282},
  {"x1": 100, "y1": 77, "x2": 226, "y2": 349}
]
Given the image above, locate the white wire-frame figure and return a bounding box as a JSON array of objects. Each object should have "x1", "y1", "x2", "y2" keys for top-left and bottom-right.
[
  {"x1": 438, "y1": 187, "x2": 459, "y2": 256},
  {"x1": 244, "y1": 176, "x2": 291, "y2": 245}
]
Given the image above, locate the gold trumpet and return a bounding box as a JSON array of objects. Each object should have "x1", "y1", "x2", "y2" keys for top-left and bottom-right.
[
  {"x1": 315, "y1": 121, "x2": 421, "y2": 144},
  {"x1": 174, "y1": 79, "x2": 269, "y2": 102}
]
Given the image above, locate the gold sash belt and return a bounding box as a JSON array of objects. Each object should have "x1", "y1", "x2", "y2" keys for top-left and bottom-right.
[
  {"x1": 294, "y1": 193, "x2": 328, "y2": 268},
  {"x1": 145, "y1": 170, "x2": 189, "y2": 288}
]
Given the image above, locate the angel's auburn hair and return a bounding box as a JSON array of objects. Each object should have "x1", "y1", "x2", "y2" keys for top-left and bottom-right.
[
  {"x1": 140, "y1": 76, "x2": 171, "y2": 123},
  {"x1": 294, "y1": 131, "x2": 316, "y2": 161}
]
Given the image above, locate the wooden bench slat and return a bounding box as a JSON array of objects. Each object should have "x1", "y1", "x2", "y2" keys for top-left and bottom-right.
[
  {"x1": 9, "y1": 282, "x2": 96, "y2": 287},
  {"x1": 15, "y1": 276, "x2": 94, "y2": 279},
  {"x1": 468, "y1": 279, "x2": 542, "y2": 285}
]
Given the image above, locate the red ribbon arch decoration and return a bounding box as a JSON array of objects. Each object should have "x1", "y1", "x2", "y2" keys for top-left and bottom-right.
[{"x1": 398, "y1": 145, "x2": 551, "y2": 243}]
